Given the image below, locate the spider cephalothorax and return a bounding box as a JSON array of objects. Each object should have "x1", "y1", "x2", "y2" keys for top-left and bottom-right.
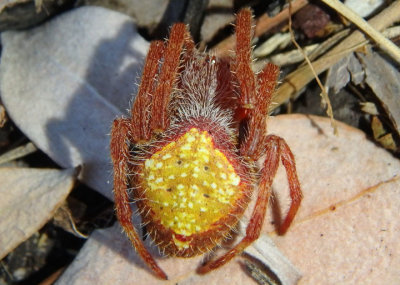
[{"x1": 110, "y1": 8, "x2": 302, "y2": 280}]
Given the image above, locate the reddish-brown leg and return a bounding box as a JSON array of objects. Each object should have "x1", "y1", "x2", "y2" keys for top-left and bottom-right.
[
  {"x1": 113, "y1": 40, "x2": 169, "y2": 279},
  {"x1": 110, "y1": 118, "x2": 168, "y2": 280},
  {"x1": 240, "y1": 63, "x2": 280, "y2": 158},
  {"x1": 233, "y1": 9, "x2": 281, "y2": 159},
  {"x1": 131, "y1": 40, "x2": 165, "y2": 142},
  {"x1": 198, "y1": 136, "x2": 302, "y2": 274},
  {"x1": 111, "y1": 23, "x2": 195, "y2": 280},
  {"x1": 274, "y1": 136, "x2": 303, "y2": 234},
  {"x1": 198, "y1": 136, "x2": 281, "y2": 274},
  {"x1": 150, "y1": 23, "x2": 193, "y2": 132},
  {"x1": 232, "y1": 9, "x2": 302, "y2": 231},
  {"x1": 232, "y1": 8, "x2": 256, "y2": 121}
]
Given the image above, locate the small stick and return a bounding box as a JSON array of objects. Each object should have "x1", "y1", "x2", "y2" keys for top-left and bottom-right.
[
  {"x1": 320, "y1": 0, "x2": 400, "y2": 64},
  {"x1": 0, "y1": 142, "x2": 37, "y2": 165},
  {"x1": 288, "y1": 1, "x2": 338, "y2": 134}
]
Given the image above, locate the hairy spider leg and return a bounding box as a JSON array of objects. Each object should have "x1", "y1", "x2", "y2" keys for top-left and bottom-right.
[
  {"x1": 233, "y1": 9, "x2": 302, "y2": 234},
  {"x1": 232, "y1": 8, "x2": 256, "y2": 121},
  {"x1": 112, "y1": 22, "x2": 195, "y2": 280},
  {"x1": 110, "y1": 118, "x2": 168, "y2": 280},
  {"x1": 198, "y1": 136, "x2": 280, "y2": 273},
  {"x1": 131, "y1": 41, "x2": 165, "y2": 142},
  {"x1": 198, "y1": 9, "x2": 302, "y2": 274},
  {"x1": 232, "y1": 8, "x2": 280, "y2": 159},
  {"x1": 273, "y1": 136, "x2": 302, "y2": 234},
  {"x1": 198, "y1": 135, "x2": 302, "y2": 273},
  {"x1": 241, "y1": 62, "x2": 280, "y2": 159},
  {"x1": 150, "y1": 23, "x2": 194, "y2": 133}
]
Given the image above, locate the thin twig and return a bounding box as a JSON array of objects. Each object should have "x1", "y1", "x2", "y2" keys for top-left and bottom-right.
[
  {"x1": 288, "y1": 1, "x2": 338, "y2": 134},
  {"x1": 0, "y1": 142, "x2": 37, "y2": 165},
  {"x1": 320, "y1": 0, "x2": 400, "y2": 64}
]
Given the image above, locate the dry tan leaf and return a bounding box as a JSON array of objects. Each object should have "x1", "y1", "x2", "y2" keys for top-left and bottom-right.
[
  {"x1": 371, "y1": 116, "x2": 397, "y2": 151},
  {"x1": 264, "y1": 43, "x2": 318, "y2": 67},
  {"x1": 253, "y1": 33, "x2": 292, "y2": 58},
  {"x1": 360, "y1": 102, "x2": 379, "y2": 115},
  {"x1": 56, "y1": 115, "x2": 400, "y2": 284},
  {"x1": 0, "y1": 7, "x2": 149, "y2": 200},
  {"x1": 0, "y1": 167, "x2": 77, "y2": 260}
]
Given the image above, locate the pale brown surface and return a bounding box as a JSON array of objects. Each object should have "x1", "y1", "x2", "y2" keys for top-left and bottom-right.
[
  {"x1": 267, "y1": 115, "x2": 400, "y2": 284},
  {"x1": 57, "y1": 115, "x2": 400, "y2": 284},
  {"x1": 0, "y1": 167, "x2": 77, "y2": 260}
]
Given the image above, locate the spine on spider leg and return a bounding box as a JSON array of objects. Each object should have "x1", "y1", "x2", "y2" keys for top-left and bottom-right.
[
  {"x1": 182, "y1": 27, "x2": 195, "y2": 55},
  {"x1": 150, "y1": 23, "x2": 192, "y2": 133},
  {"x1": 240, "y1": 63, "x2": 280, "y2": 159},
  {"x1": 131, "y1": 41, "x2": 165, "y2": 142}
]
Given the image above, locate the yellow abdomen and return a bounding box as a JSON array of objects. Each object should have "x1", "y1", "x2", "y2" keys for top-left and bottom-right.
[{"x1": 138, "y1": 128, "x2": 247, "y2": 251}]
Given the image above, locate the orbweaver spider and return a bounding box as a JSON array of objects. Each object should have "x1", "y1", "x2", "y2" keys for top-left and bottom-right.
[{"x1": 110, "y1": 8, "x2": 302, "y2": 280}]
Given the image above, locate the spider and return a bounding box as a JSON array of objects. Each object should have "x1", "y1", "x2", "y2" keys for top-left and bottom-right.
[{"x1": 110, "y1": 8, "x2": 302, "y2": 280}]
